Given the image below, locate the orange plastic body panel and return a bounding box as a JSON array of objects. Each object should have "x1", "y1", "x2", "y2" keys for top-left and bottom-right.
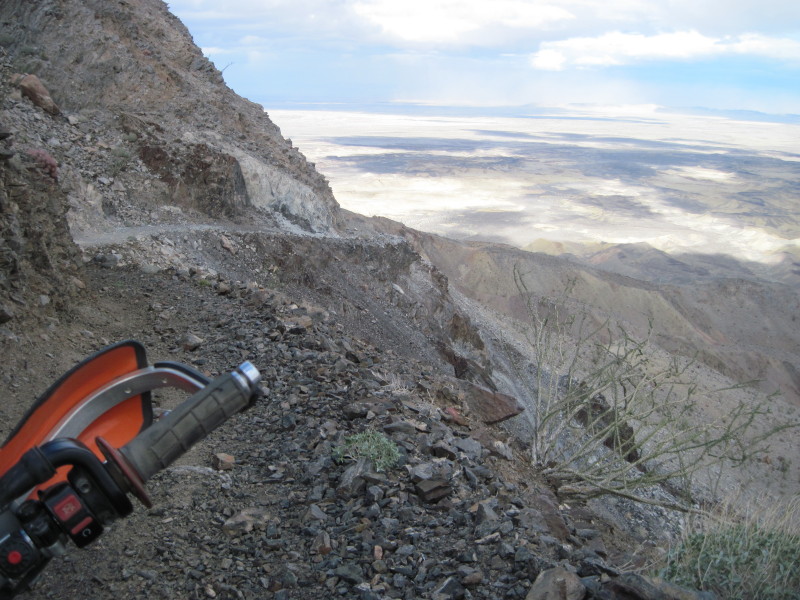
[{"x1": 0, "y1": 341, "x2": 152, "y2": 489}]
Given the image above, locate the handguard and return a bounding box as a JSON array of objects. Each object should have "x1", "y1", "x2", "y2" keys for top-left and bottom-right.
[{"x1": 0, "y1": 342, "x2": 260, "y2": 599}]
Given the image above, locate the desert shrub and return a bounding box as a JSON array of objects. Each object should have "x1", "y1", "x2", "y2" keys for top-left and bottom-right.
[
  {"x1": 512, "y1": 266, "x2": 797, "y2": 510},
  {"x1": 660, "y1": 499, "x2": 800, "y2": 599},
  {"x1": 26, "y1": 148, "x2": 58, "y2": 180},
  {"x1": 384, "y1": 373, "x2": 412, "y2": 397},
  {"x1": 109, "y1": 146, "x2": 133, "y2": 175},
  {"x1": 333, "y1": 429, "x2": 401, "y2": 472}
]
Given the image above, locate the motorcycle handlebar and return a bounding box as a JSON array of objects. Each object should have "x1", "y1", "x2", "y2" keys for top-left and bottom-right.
[
  {"x1": 0, "y1": 361, "x2": 262, "y2": 600},
  {"x1": 119, "y1": 362, "x2": 260, "y2": 483}
]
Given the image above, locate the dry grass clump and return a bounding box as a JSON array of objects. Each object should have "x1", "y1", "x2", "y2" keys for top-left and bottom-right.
[
  {"x1": 332, "y1": 429, "x2": 401, "y2": 473},
  {"x1": 660, "y1": 497, "x2": 800, "y2": 599}
]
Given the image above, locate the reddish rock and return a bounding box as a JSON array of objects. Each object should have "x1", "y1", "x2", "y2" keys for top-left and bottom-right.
[
  {"x1": 211, "y1": 452, "x2": 235, "y2": 471},
  {"x1": 444, "y1": 406, "x2": 469, "y2": 426},
  {"x1": 14, "y1": 74, "x2": 60, "y2": 115},
  {"x1": 26, "y1": 149, "x2": 58, "y2": 180},
  {"x1": 462, "y1": 383, "x2": 524, "y2": 424},
  {"x1": 311, "y1": 531, "x2": 332, "y2": 555},
  {"x1": 533, "y1": 492, "x2": 571, "y2": 541}
]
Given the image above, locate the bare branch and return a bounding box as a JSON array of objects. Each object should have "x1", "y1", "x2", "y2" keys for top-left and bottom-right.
[{"x1": 512, "y1": 265, "x2": 800, "y2": 511}]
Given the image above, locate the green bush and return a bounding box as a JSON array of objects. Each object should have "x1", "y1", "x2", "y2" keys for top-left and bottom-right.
[
  {"x1": 661, "y1": 500, "x2": 800, "y2": 599},
  {"x1": 333, "y1": 429, "x2": 401, "y2": 472}
]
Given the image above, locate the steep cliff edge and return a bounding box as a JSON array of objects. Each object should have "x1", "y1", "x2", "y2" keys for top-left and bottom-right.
[{"x1": 361, "y1": 213, "x2": 800, "y2": 405}]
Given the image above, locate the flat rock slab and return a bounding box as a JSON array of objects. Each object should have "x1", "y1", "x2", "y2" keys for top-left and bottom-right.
[{"x1": 462, "y1": 383, "x2": 524, "y2": 424}]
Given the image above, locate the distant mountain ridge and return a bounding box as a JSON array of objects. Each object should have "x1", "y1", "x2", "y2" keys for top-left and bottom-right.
[{"x1": 526, "y1": 239, "x2": 800, "y2": 289}]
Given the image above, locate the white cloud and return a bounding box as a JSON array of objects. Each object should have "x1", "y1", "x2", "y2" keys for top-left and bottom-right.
[
  {"x1": 530, "y1": 30, "x2": 800, "y2": 70},
  {"x1": 170, "y1": 1, "x2": 800, "y2": 52},
  {"x1": 169, "y1": 0, "x2": 372, "y2": 41},
  {"x1": 240, "y1": 35, "x2": 268, "y2": 45},
  {"x1": 168, "y1": 0, "x2": 800, "y2": 111},
  {"x1": 730, "y1": 34, "x2": 800, "y2": 60},
  {"x1": 351, "y1": 0, "x2": 574, "y2": 45},
  {"x1": 530, "y1": 49, "x2": 567, "y2": 70}
]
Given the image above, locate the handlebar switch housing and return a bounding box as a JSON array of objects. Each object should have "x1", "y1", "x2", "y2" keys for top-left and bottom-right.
[
  {"x1": 15, "y1": 500, "x2": 62, "y2": 550},
  {"x1": 0, "y1": 360, "x2": 261, "y2": 598},
  {"x1": 42, "y1": 484, "x2": 103, "y2": 548}
]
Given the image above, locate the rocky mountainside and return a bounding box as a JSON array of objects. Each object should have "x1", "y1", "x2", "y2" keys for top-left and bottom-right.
[
  {"x1": 0, "y1": 1, "x2": 797, "y2": 599},
  {"x1": 0, "y1": 263, "x2": 704, "y2": 600}
]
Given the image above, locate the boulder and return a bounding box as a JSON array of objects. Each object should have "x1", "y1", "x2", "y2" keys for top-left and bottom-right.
[
  {"x1": 526, "y1": 567, "x2": 585, "y2": 600},
  {"x1": 222, "y1": 507, "x2": 270, "y2": 536},
  {"x1": 414, "y1": 479, "x2": 452, "y2": 503},
  {"x1": 336, "y1": 457, "x2": 373, "y2": 498},
  {"x1": 462, "y1": 382, "x2": 524, "y2": 424},
  {"x1": 211, "y1": 452, "x2": 235, "y2": 471},
  {"x1": 14, "y1": 73, "x2": 60, "y2": 115}
]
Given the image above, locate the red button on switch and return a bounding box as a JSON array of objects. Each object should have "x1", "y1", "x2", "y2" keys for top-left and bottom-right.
[
  {"x1": 7, "y1": 550, "x2": 23, "y2": 565},
  {"x1": 53, "y1": 494, "x2": 82, "y2": 522}
]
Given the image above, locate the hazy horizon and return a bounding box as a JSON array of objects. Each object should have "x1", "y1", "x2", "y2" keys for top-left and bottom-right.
[{"x1": 265, "y1": 100, "x2": 800, "y2": 123}]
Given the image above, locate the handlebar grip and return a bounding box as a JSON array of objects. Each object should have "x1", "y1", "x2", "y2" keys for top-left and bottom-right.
[
  {"x1": 0, "y1": 447, "x2": 55, "y2": 508},
  {"x1": 119, "y1": 363, "x2": 260, "y2": 483}
]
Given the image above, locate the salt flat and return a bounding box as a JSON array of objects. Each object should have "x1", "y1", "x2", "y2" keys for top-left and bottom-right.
[{"x1": 272, "y1": 106, "x2": 800, "y2": 275}]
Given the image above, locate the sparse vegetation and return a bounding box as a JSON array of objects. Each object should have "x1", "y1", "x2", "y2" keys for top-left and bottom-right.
[
  {"x1": 18, "y1": 45, "x2": 40, "y2": 57},
  {"x1": 109, "y1": 146, "x2": 133, "y2": 175},
  {"x1": 384, "y1": 373, "x2": 412, "y2": 397},
  {"x1": 26, "y1": 148, "x2": 58, "y2": 180},
  {"x1": 333, "y1": 429, "x2": 401, "y2": 472},
  {"x1": 660, "y1": 498, "x2": 800, "y2": 599},
  {"x1": 513, "y1": 266, "x2": 798, "y2": 510}
]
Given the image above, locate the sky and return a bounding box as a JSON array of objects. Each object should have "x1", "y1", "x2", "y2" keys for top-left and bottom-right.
[{"x1": 166, "y1": 0, "x2": 800, "y2": 114}]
